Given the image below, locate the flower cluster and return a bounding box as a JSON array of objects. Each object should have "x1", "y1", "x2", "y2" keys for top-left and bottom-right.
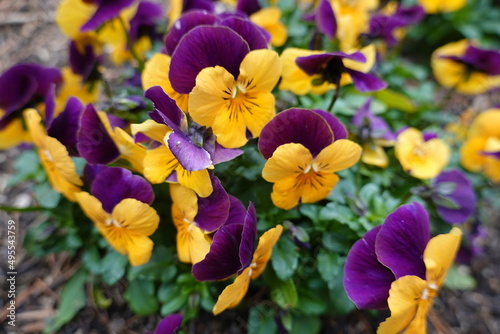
[{"x1": 1, "y1": 0, "x2": 499, "y2": 332}]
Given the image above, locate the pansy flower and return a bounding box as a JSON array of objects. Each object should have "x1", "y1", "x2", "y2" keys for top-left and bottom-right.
[
  {"x1": 460, "y1": 108, "x2": 500, "y2": 182},
  {"x1": 151, "y1": 313, "x2": 183, "y2": 334},
  {"x1": 76, "y1": 166, "x2": 159, "y2": 266},
  {"x1": 351, "y1": 98, "x2": 396, "y2": 168},
  {"x1": 189, "y1": 48, "x2": 281, "y2": 148},
  {"x1": 431, "y1": 169, "x2": 476, "y2": 224},
  {"x1": 170, "y1": 177, "x2": 230, "y2": 264},
  {"x1": 259, "y1": 108, "x2": 362, "y2": 210},
  {"x1": 395, "y1": 127, "x2": 451, "y2": 179},
  {"x1": 418, "y1": 0, "x2": 466, "y2": 14},
  {"x1": 432, "y1": 40, "x2": 500, "y2": 95},
  {"x1": 365, "y1": 3, "x2": 425, "y2": 47},
  {"x1": 344, "y1": 202, "x2": 462, "y2": 333},
  {"x1": 24, "y1": 109, "x2": 83, "y2": 202},
  {"x1": 279, "y1": 44, "x2": 385, "y2": 96}
]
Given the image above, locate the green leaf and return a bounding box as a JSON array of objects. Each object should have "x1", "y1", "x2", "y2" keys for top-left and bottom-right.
[
  {"x1": 34, "y1": 182, "x2": 61, "y2": 208},
  {"x1": 432, "y1": 194, "x2": 460, "y2": 210},
  {"x1": 444, "y1": 265, "x2": 477, "y2": 290},
  {"x1": 374, "y1": 89, "x2": 415, "y2": 112},
  {"x1": 296, "y1": 289, "x2": 327, "y2": 315},
  {"x1": 248, "y1": 304, "x2": 278, "y2": 334},
  {"x1": 44, "y1": 269, "x2": 87, "y2": 333},
  {"x1": 271, "y1": 279, "x2": 298, "y2": 309},
  {"x1": 272, "y1": 237, "x2": 299, "y2": 280},
  {"x1": 124, "y1": 279, "x2": 159, "y2": 316},
  {"x1": 158, "y1": 283, "x2": 189, "y2": 315},
  {"x1": 101, "y1": 251, "x2": 128, "y2": 285},
  {"x1": 290, "y1": 314, "x2": 321, "y2": 334},
  {"x1": 82, "y1": 246, "x2": 102, "y2": 274},
  {"x1": 317, "y1": 250, "x2": 341, "y2": 282},
  {"x1": 7, "y1": 150, "x2": 40, "y2": 187}
]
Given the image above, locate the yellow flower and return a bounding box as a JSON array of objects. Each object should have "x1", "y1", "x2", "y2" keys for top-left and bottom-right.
[
  {"x1": 262, "y1": 141, "x2": 362, "y2": 210},
  {"x1": 460, "y1": 109, "x2": 500, "y2": 182},
  {"x1": 418, "y1": 0, "x2": 466, "y2": 14},
  {"x1": 279, "y1": 44, "x2": 377, "y2": 95},
  {"x1": 75, "y1": 192, "x2": 159, "y2": 266},
  {"x1": 170, "y1": 184, "x2": 211, "y2": 264},
  {"x1": 250, "y1": 7, "x2": 288, "y2": 47},
  {"x1": 212, "y1": 225, "x2": 283, "y2": 315},
  {"x1": 0, "y1": 110, "x2": 31, "y2": 150},
  {"x1": 378, "y1": 227, "x2": 462, "y2": 333},
  {"x1": 142, "y1": 53, "x2": 189, "y2": 112},
  {"x1": 189, "y1": 49, "x2": 281, "y2": 148},
  {"x1": 24, "y1": 109, "x2": 83, "y2": 202},
  {"x1": 395, "y1": 128, "x2": 451, "y2": 179}
]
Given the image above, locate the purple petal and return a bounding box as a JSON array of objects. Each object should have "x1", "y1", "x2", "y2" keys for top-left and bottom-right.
[
  {"x1": 481, "y1": 150, "x2": 500, "y2": 159},
  {"x1": 80, "y1": 0, "x2": 135, "y2": 32},
  {"x1": 107, "y1": 113, "x2": 127, "y2": 129},
  {"x1": 311, "y1": 109, "x2": 347, "y2": 140},
  {"x1": 69, "y1": 40, "x2": 100, "y2": 81},
  {"x1": 432, "y1": 170, "x2": 476, "y2": 224},
  {"x1": 167, "y1": 131, "x2": 212, "y2": 171},
  {"x1": 258, "y1": 108, "x2": 334, "y2": 159},
  {"x1": 296, "y1": 52, "x2": 366, "y2": 76},
  {"x1": 375, "y1": 202, "x2": 430, "y2": 280},
  {"x1": 351, "y1": 98, "x2": 395, "y2": 141},
  {"x1": 463, "y1": 45, "x2": 500, "y2": 75},
  {"x1": 183, "y1": 0, "x2": 215, "y2": 14},
  {"x1": 192, "y1": 223, "x2": 244, "y2": 281},
  {"x1": 423, "y1": 131, "x2": 438, "y2": 141},
  {"x1": 344, "y1": 226, "x2": 395, "y2": 309},
  {"x1": 195, "y1": 177, "x2": 230, "y2": 232},
  {"x1": 225, "y1": 195, "x2": 248, "y2": 225},
  {"x1": 211, "y1": 143, "x2": 244, "y2": 165},
  {"x1": 345, "y1": 69, "x2": 387, "y2": 92},
  {"x1": 316, "y1": 0, "x2": 336, "y2": 38},
  {"x1": 0, "y1": 64, "x2": 61, "y2": 126},
  {"x1": 164, "y1": 10, "x2": 218, "y2": 56},
  {"x1": 44, "y1": 84, "x2": 57, "y2": 129},
  {"x1": 92, "y1": 166, "x2": 154, "y2": 212},
  {"x1": 155, "y1": 313, "x2": 183, "y2": 334},
  {"x1": 238, "y1": 202, "x2": 257, "y2": 271},
  {"x1": 236, "y1": 0, "x2": 261, "y2": 15},
  {"x1": 47, "y1": 97, "x2": 85, "y2": 156},
  {"x1": 169, "y1": 26, "x2": 250, "y2": 94},
  {"x1": 77, "y1": 104, "x2": 120, "y2": 165},
  {"x1": 145, "y1": 86, "x2": 187, "y2": 131},
  {"x1": 83, "y1": 163, "x2": 107, "y2": 187},
  {"x1": 129, "y1": 1, "x2": 164, "y2": 42},
  {"x1": 218, "y1": 16, "x2": 269, "y2": 50}
]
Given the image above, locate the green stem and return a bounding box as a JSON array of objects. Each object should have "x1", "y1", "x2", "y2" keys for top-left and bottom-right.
[
  {"x1": 118, "y1": 16, "x2": 145, "y2": 73},
  {"x1": 0, "y1": 205, "x2": 48, "y2": 212},
  {"x1": 327, "y1": 78, "x2": 341, "y2": 112}
]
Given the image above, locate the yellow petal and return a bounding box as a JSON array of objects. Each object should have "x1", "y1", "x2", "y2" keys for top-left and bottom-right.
[
  {"x1": 484, "y1": 156, "x2": 500, "y2": 182},
  {"x1": 361, "y1": 143, "x2": 389, "y2": 168},
  {"x1": 209, "y1": 97, "x2": 251, "y2": 148},
  {"x1": 343, "y1": 44, "x2": 376, "y2": 73},
  {"x1": 239, "y1": 49, "x2": 281, "y2": 93},
  {"x1": 189, "y1": 66, "x2": 235, "y2": 127},
  {"x1": 170, "y1": 183, "x2": 198, "y2": 221},
  {"x1": 239, "y1": 92, "x2": 276, "y2": 140},
  {"x1": 262, "y1": 143, "x2": 313, "y2": 182},
  {"x1": 142, "y1": 54, "x2": 189, "y2": 111},
  {"x1": 113, "y1": 127, "x2": 146, "y2": 172},
  {"x1": 189, "y1": 225, "x2": 212, "y2": 264},
  {"x1": 75, "y1": 192, "x2": 109, "y2": 226},
  {"x1": 314, "y1": 139, "x2": 362, "y2": 173},
  {"x1": 143, "y1": 146, "x2": 178, "y2": 183},
  {"x1": 56, "y1": 67, "x2": 100, "y2": 111},
  {"x1": 377, "y1": 275, "x2": 428, "y2": 334},
  {"x1": 126, "y1": 234, "x2": 154, "y2": 266},
  {"x1": 176, "y1": 168, "x2": 213, "y2": 198},
  {"x1": 112, "y1": 198, "x2": 160, "y2": 236},
  {"x1": 424, "y1": 227, "x2": 462, "y2": 287},
  {"x1": 460, "y1": 136, "x2": 488, "y2": 172},
  {"x1": 24, "y1": 108, "x2": 45, "y2": 148},
  {"x1": 55, "y1": 0, "x2": 95, "y2": 38},
  {"x1": 250, "y1": 7, "x2": 287, "y2": 47},
  {"x1": 419, "y1": 0, "x2": 466, "y2": 13},
  {"x1": 131, "y1": 119, "x2": 171, "y2": 143},
  {"x1": 213, "y1": 267, "x2": 252, "y2": 315},
  {"x1": 172, "y1": 203, "x2": 192, "y2": 263},
  {"x1": 299, "y1": 172, "x2": 340, "y2": 204},
  {"x1": 0, "y1": 117, "x2": 31, "y2": 150},
  {"x1": 251, "y1": 225, "x2": 283, "y2": 279},
  {"x1": 467, "y1": 109, "x2": 500, "y2": 138}
]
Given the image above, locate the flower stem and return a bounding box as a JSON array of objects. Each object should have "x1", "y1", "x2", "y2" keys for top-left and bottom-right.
[
  {"x1": 118, "y1": 16, "x2": 145, "y2": 73},
  {"x1": 0, "y1": 205, "x2": 48, "y2": 212},
  {"x1": 327, "y1": 81, "x2": 341, "y2": 112}
]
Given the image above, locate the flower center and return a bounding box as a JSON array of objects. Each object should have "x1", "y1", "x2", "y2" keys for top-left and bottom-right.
[
  {"x1": 105, "y1": 218, "x2": 122, "y2": 228},
  {"x1": 43, "y1": 149, "x2": 53, "y2": 162},
  {"x1": 421, "y1": 282, "x2": 438, "y2": 301}
]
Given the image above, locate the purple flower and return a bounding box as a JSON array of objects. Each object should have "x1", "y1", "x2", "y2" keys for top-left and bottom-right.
[
  {"x1": 84, "y1": 165, "x2": 154, "y2": 213},
  {"x1": 69, "y1": 39, "x2": 102, "y2": 82},
  {"x1": 366, "y1": 5, "x2": 425, "y2": 46},
  {"x1": 0, "y1": 64, "x2": 61, "y2": 129},
  {"x1": 431, "y1": 169, "x2": 476, "y2": 224},
  {"x1": 192, "y1": 198, "x2": 257, "y2": 281},
  {"x1": 258, "y1": 108, "x2": 348, "y2": 160},
  {"x1": 344, "y1": 202, "x2": 431, "y2": 309},
  {"x1": 296, "y1": 51, "x2": 387, "y2": 92},
  {"x1": 129, "y1": 1, "x2": 164, "y2": 43},
  {"x1": 440, "y1": 44, "x2": 500, "y2": 76},
  {"x1": 145, "y1": 86, "x2": 243, "y2": 171},
  {"x1": 351, "y1": 98, "x2": 396, "y2": 142},
  {"x1": 153, "y1": 313, "x2": 183, "y2": 334},
  {"x1": 80, "y1": 0, "x2": 136, "y2": 32}
]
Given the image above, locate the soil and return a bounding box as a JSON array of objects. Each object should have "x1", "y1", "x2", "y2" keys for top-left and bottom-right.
[{"x1": 1, "y1": 1, "x2": 500, "y2": 333}]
